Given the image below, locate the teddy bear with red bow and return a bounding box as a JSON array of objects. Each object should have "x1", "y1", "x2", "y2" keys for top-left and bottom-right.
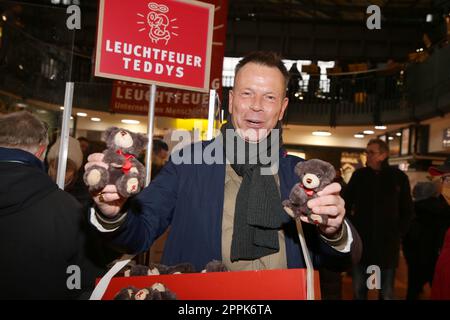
[
  {"x1": 84, "y1": 127, "x2": 148, "y2": 197},
  {"x1": 283, "y1": 159, "x2": 336, "y2": 224}
]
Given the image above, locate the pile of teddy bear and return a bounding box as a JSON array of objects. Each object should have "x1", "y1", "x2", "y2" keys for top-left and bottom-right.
[{"x1": 113, "y1": 260, "x2": 228, "y2": 300}]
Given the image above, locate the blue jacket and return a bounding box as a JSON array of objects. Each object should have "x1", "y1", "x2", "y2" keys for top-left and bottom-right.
[{"x1": 105, "y1": 140, "x2": 353, "y2": 272}]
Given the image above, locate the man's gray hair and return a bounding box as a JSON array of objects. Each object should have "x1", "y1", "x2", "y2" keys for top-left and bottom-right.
[{"x1": 0, "y1": 111, "x2": 49, "y2": 153}]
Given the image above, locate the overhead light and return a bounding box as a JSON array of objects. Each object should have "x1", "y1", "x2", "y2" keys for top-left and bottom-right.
[
  {"x1": 388, "y1": 136, "x2": 394, "y2": 141},
  {"x1": 18, "y1": 64, "x2": 23, "y2": 70},
  {"x1": 426, "y1": 14, "x2": 433, "y2": 23},
  {"x1": 90, "y1": 117, "x2": 101, "y2": 122},
  {"x1": 76, "y1": 112, "x2": 87, "y2": 117},
  {"x1": 70, "y1": 116, "x2": 74, "y2": 120},
  {"x1": 354, "y1": 133, "x2": 365, "y2": 139},
  {"x1": 59, "y1": 106, "x2": 64, "y2": 110},
  {"x1": 312, "y1": 130, "x2": 331, "y2": 137},
  {"x1": 1, "y1": 15, "x2": 6, "y2": 22},
  {"x1": 375, "y1": 125, "x2": 387, "y2": 130},
  {"x1": 363, "y1": 130, "x2": 375, "y2": 135},
  {"x1": 121, "y1": 119, "x2": 140, "y2": 125},
  {"x1": 396, "y1": 132, "x2": 402, "y2": 137}
]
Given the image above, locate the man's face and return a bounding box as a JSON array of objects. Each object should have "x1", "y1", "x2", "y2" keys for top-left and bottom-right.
[
  {"x1": 158, "y1": 149, "x2": 169, "y2": 164},
  {"x1": 79, "y1": 140, "x2": 89, "y2": 154},
  {"x1": 153, "y1": 149, "x2": 169, "y2": 166},
  {"x1": 365, "y1": 143, "x2": 388, "y2": 169},
  {"x1": 228, "y1": 62, "x2": 289, "y2": 142},
  {"x1": 439, "y1": 173, "x2": 450, "y2": 191},
  {"x1": 47, "y1": 160, "x2": 76, "y2": 187}
]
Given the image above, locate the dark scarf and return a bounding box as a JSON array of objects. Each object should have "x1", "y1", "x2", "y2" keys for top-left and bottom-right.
[{"x1": 220, "y1": 120, "x2": 287, "y2": 261}]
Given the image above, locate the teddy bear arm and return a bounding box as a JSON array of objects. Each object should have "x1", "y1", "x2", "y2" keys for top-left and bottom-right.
[
  {"x1": 130, "y1": 158, "x2": 145, "y2": 172},
  {"x1": 289, "y1": 184, "x2": 308, "y2": 205},
  {"x1": 103, "y1": 150, "x2": 124, "y2": 165}
]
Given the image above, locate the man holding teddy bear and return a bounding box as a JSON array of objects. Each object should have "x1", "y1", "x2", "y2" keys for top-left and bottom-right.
[{"x1": 87, "y1": 51, "x2": 361, "y2": 274}]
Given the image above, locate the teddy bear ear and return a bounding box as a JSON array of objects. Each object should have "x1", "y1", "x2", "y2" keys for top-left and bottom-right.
[
  {"x1": 103, "y1": 126, "x2": 120, "y2": 142},
  {"x1": 135, "y1": 134, "x2": 149, "y2": 151},
  {"x1": 294, "y1": 161, "x2": 306, "y2": 177}
]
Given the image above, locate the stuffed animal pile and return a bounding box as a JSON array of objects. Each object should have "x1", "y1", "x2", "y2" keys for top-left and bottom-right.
[
  {"x1": 112, "y1": 260, "x2": 228, "y2": 300},
  {"x1": 114, "y1": 283, "x2": 177, "y2": 300},
  {"x1": 112, "y1": 260, "x2": 228, "y2": 277}
]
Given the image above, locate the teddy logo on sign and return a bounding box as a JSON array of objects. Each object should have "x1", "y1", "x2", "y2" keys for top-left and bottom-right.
[{"x1": 137, "y1": 2, "x2": 179, "y2": 45}]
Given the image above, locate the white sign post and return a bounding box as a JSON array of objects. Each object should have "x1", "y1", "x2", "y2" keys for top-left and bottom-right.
[
  {"x1": 145, "y1": 84, "x2": 157, "y2": 186},
  {"x1": 56, "y1": 82, "x2": 74, "y2": 190},
  {"x1": 207, "y1": 89, "x2": 216, "y2": 140}
]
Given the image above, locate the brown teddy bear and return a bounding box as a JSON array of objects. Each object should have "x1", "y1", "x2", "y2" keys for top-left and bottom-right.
[
  {"x1": 113, "y1": 286, "x2": 139, "y2": 300},
  {"x1": 83, "y1": 127, "x2": 148, "y2": 198},
  {"x1": 114, "y1": 283, "x2": 177, "y2": 300},
  {"x1": 201, "y1": 260, "x2": 228, "y2": 273},
  {"x1": 114, "y1": 261, "x2": 196, "y2": 277},
  {"x1": 283, "y1": 159, "x2": 336, "y2": 224}
]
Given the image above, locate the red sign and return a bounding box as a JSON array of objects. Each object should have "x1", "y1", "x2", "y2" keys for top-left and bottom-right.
[
  {"x1": 109, "y1": 0, "x2": 228, "y2": 118},
  {"x1": 111, "y1": 81, "x2": 210, "y2": 118},
  {"x1": 95, "y1": 0, "x2": 214, "y2": 92}
]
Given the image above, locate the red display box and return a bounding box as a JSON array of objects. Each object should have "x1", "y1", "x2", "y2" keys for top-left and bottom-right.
[{"x1": 100, "y1": 269, "x2": 321, "y2": 300}]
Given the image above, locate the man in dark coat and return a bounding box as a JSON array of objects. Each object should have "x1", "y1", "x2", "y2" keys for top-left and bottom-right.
[
  {"x1": 344, "y1": 138, "x2": 413, "y2": 299},
  {"x1": 0, "y1": 111, "x2": 88, "y2": 299},
  {"x1": 87, "y1": 52, "x2": 361, "y2": 278}
]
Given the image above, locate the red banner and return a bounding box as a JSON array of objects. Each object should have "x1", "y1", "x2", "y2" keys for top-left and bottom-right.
[
  {"x1": 95, "y1": 0, "x2": 214, "y2": 92},
  {"x1": 109, "y1": 0, "x2": 228, "y2": 118}
]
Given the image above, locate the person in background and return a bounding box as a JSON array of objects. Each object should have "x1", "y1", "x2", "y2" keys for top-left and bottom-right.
[
  {"x1": 344, "y1": 138, "x2": 413, "y2": 300},
  {"x1": 77, "y1": 137, "x2": 90, "y2": 164},
  {"x1": 0, "y1": 111, "x2": 87, "y2": 299},
  {"x1": 403, "y1": 181, "x2": 449, "y2": 299},
  {"x1": 47, "y1": 137, "x2": 84, "y2": 196},
  {"x1": 151, "y1": 139, "x2": 169, "y2": 179},
  {"x1": 47, "y1": 136, "x2": 121, "y2": 291},
  {"x1": 428, "y1": 156, "x2": 450, "y2": 299}
]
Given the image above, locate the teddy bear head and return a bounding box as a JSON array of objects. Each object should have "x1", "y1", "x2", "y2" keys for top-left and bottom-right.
[
  {"x1": 103, "y1": 127, "x2": 148, "y2": 156},
  {"x1": 294, "y1": 159, "x2": 336, "y2": 191}
]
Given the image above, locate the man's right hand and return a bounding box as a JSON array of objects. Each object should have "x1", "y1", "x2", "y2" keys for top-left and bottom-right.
[{"x1": 85, "y1": 153, "x2": 127, "y2": 218}]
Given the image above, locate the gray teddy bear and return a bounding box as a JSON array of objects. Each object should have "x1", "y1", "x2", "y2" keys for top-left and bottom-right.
[
  {"x1": 84, "y1": 127, "x2": 148, "y2": 198},
  {"x1": 283, "y1": 159, "x2": 336, "y2": 224}
]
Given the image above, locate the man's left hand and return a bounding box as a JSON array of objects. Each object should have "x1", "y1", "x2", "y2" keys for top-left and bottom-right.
[{"x1": 299, "y1": 182, "x2": 346, "y2": 238}]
